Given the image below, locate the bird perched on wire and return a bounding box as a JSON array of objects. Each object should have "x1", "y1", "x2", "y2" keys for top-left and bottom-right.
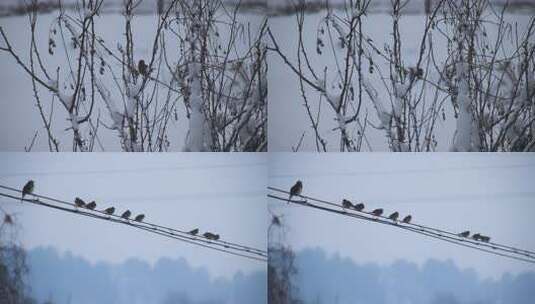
[
  {"x1": 74, "y1": 197, "x2": 86, "y2": 208},
  {"x1": 402, "y1": 215, "x2": 412, "y2": 224},
  {"x1": 480, "y1": 235, "x2": 491, "y2": 243},
  {"x1": 472, "y1": 233, "x2": 482, "y2": 241},
  {"x1": 134, "y1": 214, "x2": 145, "y2": 222},
  {"x1": 458, "y1": 231, "x2": 470, "y2": 238},
  {"x1": 353, "y1": 203, "x2": 365, "y2": 212},
  {"x1": 342, "y1": 199, "x2": 353, "y2": 209},
  {"x1": 288, "y1": 180, "x2": 303, "y2": 203},
  {"x1": 203, "y1": 232, "x2": 220, "y2": 240},
  {"x1": 189, "y1": 228, "x2": 199, "y2": 235},
  {"x1": 388, "y1": 211, "x2": 399, "y2": 222},
  {"x1": 121, "y1": 210, "x2": 131, "y2": 220},
  {"x1": 21, "y1": 180, "x2": 34, "y2": 202},
  {"x1": 86, "y1": 201, "x2": 97, "y2": 210},
  {"x1": 104, "y1": 207, "x2": 115, "y2": 215},
  {"x1": 138, "y1": 59, "x2": 148, "y2": 77},
  {"x1": 371, "y1": 208, "x2": 383, "y2": 217}
]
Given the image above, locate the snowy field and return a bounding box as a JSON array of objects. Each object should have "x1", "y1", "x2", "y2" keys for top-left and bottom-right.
[
  {"x1": 0, "y1": 6, "x2": 265, "y2": 151},
  {"x1": 267, "y1": 8, "x2": 534, "y2": 151}
]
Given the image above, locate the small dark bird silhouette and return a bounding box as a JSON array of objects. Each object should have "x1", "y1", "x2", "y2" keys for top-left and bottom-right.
[
  {"x1": 134, "y1": 214, "x2": 145, "y2": 222},
  {"x1": 189, "y1": 228, "x2": 199, "y2": 235},
  {"x1": 288, "y1": 180, "x2": 303, "y2": 203},
  {"x1": 458, "y1": 231, "x2": 470, "y2": 238},
  {"x1": 408, "y1": 67, "x2": 424, "y2": 81},
  {"x1": 138, "y1": 59, "x2": 148, "y2": 77},
  {"x1": 21, "y1": 180, "x2": 34, "y2": 202},
  {"x1": 480, "y1": 235, "x2": 491, "y2": 243},
  {"x1": 472, "y1": 233, "x2": 482, "y2": 241},
  {"x1": 371, "y1": 208, "x2": 383, "y2": 216},
  {"x1": 388, "y1": 211, "x2": 399, "y2": 221},
  {"x1": 121, "y1": 210, "x2": 131, "y2": 220},
  {"x1": 402, "y1": 215, "x2": 412, "y2": 224},
  {"x1": 74, "y1": 197, "x2": 86, "y2": 208},
  {"x1": 203, "y1": 232, "x2": 220, "y2": 240},
  {"x1": 86, "y1": 201, "x2": 97, "y2": 210},
  {"x1": 104, "y1": 207, "x2": 115, "y2": 215},
  {"x1": 353, "y1": 203, "x2": 365, "y2": 212},
  {"x1": 342, "y1": 199, "x2": 353, "y2": 209}
]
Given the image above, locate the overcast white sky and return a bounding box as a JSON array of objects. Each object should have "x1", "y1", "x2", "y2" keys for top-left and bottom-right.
[
  {"x1": 268, "y1": 153, "x2": 535, "y2": 280},
  {"x1": 0, "y1": 153, "x2": 267, "y2": 279}
]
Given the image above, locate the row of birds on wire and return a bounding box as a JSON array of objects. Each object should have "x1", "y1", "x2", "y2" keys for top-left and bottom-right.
[
  {"x1": 20, "y1": 180, "x2": 221, "y2": 241},
  {"x1": 287, "y1": 180, "x2": 492, "y2": 243}
]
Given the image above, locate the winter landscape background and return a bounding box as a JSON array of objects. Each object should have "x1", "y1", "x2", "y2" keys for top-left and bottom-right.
[{"x1": 268, "y1": 153, "x2": 535, "y2": 304}]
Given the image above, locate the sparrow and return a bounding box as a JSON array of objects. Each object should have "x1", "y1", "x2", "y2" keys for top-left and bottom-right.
[
  {"x1": 104, "y1": 207, "x2": 115, "y2": 215},
  {"x1": 288, "y1": 180, "x2": 303, "y2": 203},
  {"x1": 138, "y1": 59, "x2": 148, "y2": 77},
  {"x1": 353, "y1": 203, "x2": 365, "y2": 212},
  {"x1": 342, "y1": 199, "x2": 353, "y2": 209},
  {"x1": 388, "y1": 211, "x2": 399, "y2": 222},
  {"x1": 458, "y1": 231, "x2": 470, "y2": 238},
  {"x1": 86, "y1": 201, "x2": 97, "y2": 210},
  {"x1": 402, "y1": 215, "x2": 412, "y2": 224},
  {"x1": 203, "y1": 232, "x2": 219, "y2": 240},
  {"x1": 121, "y1": 210, "x2": 131, "y2": 220},
  {"x1": 480, "y1": 235, "x2": 491, "y2": 243},
  {"x1": 189, "y1": 228, "x2": 199, "y2": 235},
  {"x1": 472, "y1": 233, "x2": 482, "y2": 241},
  {"x1": 74, "y1": 197, "x2": 86, "y2": 208},
  {"x1": 371, "y1": 208, "x2": 383, "y2": 217},
  {"x1": 134, "y1": 214, "x2": 145, "y2": 222},
  {"x1": 21, "y1": 180, "x2": 34, "y2": 202}
]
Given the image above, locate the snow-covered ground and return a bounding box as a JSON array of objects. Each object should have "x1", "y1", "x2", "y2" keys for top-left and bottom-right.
[{"x1": 267, "y1": 10, "x2": 534, "y2": 151}]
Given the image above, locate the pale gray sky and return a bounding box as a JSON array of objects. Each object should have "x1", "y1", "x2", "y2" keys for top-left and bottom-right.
[
  {"x1": 0, "y1": 153, "x2": 267, "y2": 279},
  {"x1": 268, "y1": 153, "x2": 535, "y2": 280}
]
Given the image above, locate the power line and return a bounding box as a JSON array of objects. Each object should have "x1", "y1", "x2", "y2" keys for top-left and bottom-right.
[
  {"x1": 0, "y1": 184, "x2": 265, "y2": 255},
  {"x1": 269, "y1": 163, "x2": 535, "y2": 179},
  {"x1": 267, "y1": 186, "x2": 535, "y2": 264},
  {"x1": 268, "y1": 185, "x2": 535, "y2": 257},
  {"x1": 0, "y1": 162, "x2": 267, "y2": 178},
  {"x1": 0, "y1": 184, "x2": 267, "y2": 262}
]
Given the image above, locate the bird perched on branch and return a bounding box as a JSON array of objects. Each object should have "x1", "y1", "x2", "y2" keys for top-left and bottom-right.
[
  {"x1": 104, "y1": 207, "x2": 115, "y2": 215},
  {"x1": 74, "y1": 197, "x2": 86, "y2": 208},
  {"x1": 138, "y1": 59, "x2": 148, "y2": 77},
  {"x1": 342, "y1": 199, "x2": 353, "y2": 209},
  {"x1": 134, "y1": 214, "x2": 145, "y2": 222},
  {"x1": 472, "y1": 233, "x2": 482, "y2": 241},
  {"x1": 21, "y1": 180, "x2": 34, "y2": 202},
  {"x1": 388, "y1": 211, "x2": 399, "y2": 222},
  {"x1": 353, "y1": 203, "x2": 365, "y2": 212},
  {"x1": 203, "y1": 232, "x2": 220, "y2": 240},
  {"x1": 121, "y1": 210, "x2": 131, "y2": 220},
  {"x1": 402, "y1": 215, "x2": 412, "y2": 224},
  {"x1": 480, "y1": 235, "x2": 491, "y2": 243},
  {"x1": 86, "y1": 201, "x2": 97, "y2": 210},
  {"x1": 189, "y1": 228, "x2": 199, "y2": 235},
  {"x1": 371, "y1": 208, "x2": 383, "y2": 217},
  {"x1": 288, "y1": 180, "x2": 303, "y2": 203},
  {"x1": 458, "y1": 231, "x2": 470, "y2": 238}
]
